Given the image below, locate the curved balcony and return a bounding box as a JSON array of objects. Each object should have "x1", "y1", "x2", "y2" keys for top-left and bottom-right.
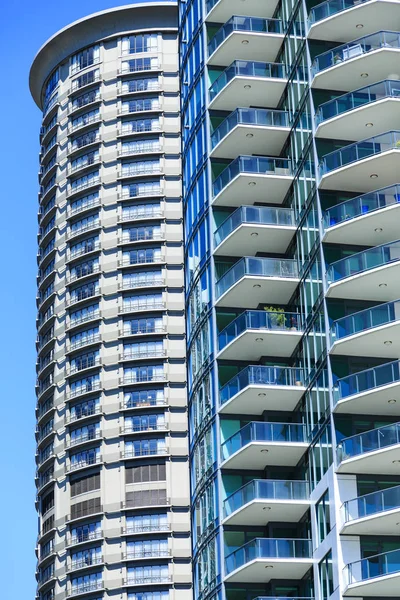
[
  {"x1": 221, "y1": 421, "x2": 308, "y2": 469},
  {"x1": 330, "y1": 299, "x2": 400, "y2": 357},
  {"x1": 342, "y1": 484, "x2": 400, "y2": 534},
  {"x1": 214, "y1": 206, "x2": 296, "y2": 256},
  {"x1": 308, "y1": 0, "x2": 400, "y2": 42},
  {"x1": 319, "y1": 131, "x2": 400, "y2": 192},
  {"x1": 312, "y1": 31, "x2": 400, "y2": 91},
  {"x1": 211, "y1": 108, "x2": 290, "y2": 159},
  {"x1": 215, "y1": 257, "x2": 300, "y2": 308},
  {"x1": 334, "y1": 360, "x2": 400, "y2": 415},
  {"x1": 209, "y1": 61, "x2": 288, "y2": 111},
  {"x1": 223, "y1": 479, "x2": 310, "y2": 526},
  {"x1": 208, "y1": 16, "x2": 284, "y2": 66},
  {"x1": 218, "y1": 310, "x2": 303, "y2": 360},
  {"x1": 206, "y1": 0, "x2": 280, "y2": 23},
  {"x1": 326, "y1": 240, "x2": 400, "y2": 301},
  {"x1": 213, "y1": 156, "x2": 293, "y2": 207},
  {"x1": 225, "y1": 538, "x2": 313, "y2": 583},
  {"x1": 323, "y1": 184, "x2": 400, "y2": 245},
  {"x1": 316, "y1": 80, "x2": 400, "y2": 141},
  {"x1": 219, "y1": 366, "x2": 306, "y2": 414},
  {"x1": 344, "y1": 548, "x2": 400, "y2": 596},
  {"x1": 337, "y1": 421, "x2": 400, "y2": 473}
]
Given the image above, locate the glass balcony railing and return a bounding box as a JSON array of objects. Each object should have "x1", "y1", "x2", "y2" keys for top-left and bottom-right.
[
  {"x1": 218, "y1": 310, "x2": 302, "y2": 351},
  {"x1": 330, "y1": 299, "x2": 400, "y2": 343},
  {"x1": 215, "y1": 205, "x2": 295, "y2": 247},
  {"x1": 220, "y1": 365, "x2": 306, "y2": 405},
  {"x1": 334, "y1": 359, "x2": 400, "y2": 402},
  {"x1": 211, "y1": 108, "x2": 289, "y2": 149},
  {"x1": 344, "y1": 548, "x2": 400, "y2": 585},
  {"x1": 319, "y1": 131, "x2": 400, "y2": 177},
  {"x1": 222, "y1": 421, "x2": 307, "y2": 461},
  {"x1": 213, "y1": 155, "x2": 293, "y2": 197},
  {"x1": 225, "y1": 538, "x2": 312, "y2": 574},
  {"x1": 210, "y1": 60, "x2": 287, "y2": 101},
  {"x1": 324, "y1": 184, "x2": 400, "y2": 228},
  {"x1": 337, "y1": 421, "x2": 400, "y2": 462},
  {"x1": 327, "y1": 240, "x2": 400, "y2": 284},
  {"x1": 316, "y1": 80, "x2": 400, "y2": 126},
  {"x1": 344, "y1": 483, "x2": 400, "y2": 522},
  {"x1": 208, "y1": 16, "x2": 284, "y2": 56},
  {"x1": 310, "y1": 0, "x2": 372, "y2": 24},
  {"x1": 216, "y1": 257, "x2": 299, "y2": 299},
  {"x1": 224, "y1": 479, "x2": 309, "y2": 517},
  {"x1": 312, "y1": 31, "x2": 400, "y2": 75}
]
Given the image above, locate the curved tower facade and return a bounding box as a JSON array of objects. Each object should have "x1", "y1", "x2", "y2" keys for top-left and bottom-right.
[{"x1": 30, "y1": 4, "x2": 191, "y2": 600}]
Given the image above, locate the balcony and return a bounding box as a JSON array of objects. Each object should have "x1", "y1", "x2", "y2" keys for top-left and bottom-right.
[
  {"x1": 342, "y1": 484, "x2": 400, "y2": 534},
  {"x1": 326, "y1": 240, "x2": 400, "y2": 301},
  {"x1": 330, "y1": 300, "x2": 400, "y2": 357},
  {"x1": 323, "y1": 185, "x2": 400, "y2": 245},
  {"x1": 205, "y1": 0, "x2": 280, "y2": 23},
  {"x1": 334, "y1": 360, "x2": 400, "y2": 415},
  {"x1": 223, "y1": 479, "x2": 310, "y2": 526},
  {"x1": 213, "y1": 156, "x2": 293, "y2": 207},
  {"x1": 225, "y1": 538, "x2": 313, "y2": 583},
  {"x1": 337, "y1": 421, "x2": 400, "y2": 474},
  {"x1": 344, "y1": 548, "x2": 400, "y2": 596},
  {"x1": 215, "y1": 257, "x2": 300, "y2": 308},
  {"x1": 219, "y1": 366, "x2": 307, "y2": 414},
  {"x1": 316, "y1": 80, "x2": 400, "y2": 141},
  {"x1": 214, "y1": 206, "x2": 296, "y2": 256},
  {"x1": 312, "y1": 31, "x2": 400, "y2": 91},
  {"x1": 209, "y1": 61, "x2": 288, "y2": 111},
  {"x1": 218, "y1": 310, "x2": 303, "y2": 360},
  {"x1": 208, "y1": 16, "x2": 284, "y2": 66},
  {"x1": 67, "y1": 453, "x2": 102, "y2": 473},
  {"x1": 308, "y1": 0, "x2": 400, "y2": 42},
  {"x1": 319, "y1": 131, "x2": 400, "y2": 192},
  {"x1": 221, "y1": 421, "x2": 308, "y2": 469},
  {"x1": 211, "y1": 108, "x2": 290, "y2": 159}
]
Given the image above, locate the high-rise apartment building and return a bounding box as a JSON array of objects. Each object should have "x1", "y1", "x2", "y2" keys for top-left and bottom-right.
[
  {"x1": 30, "y1": 4, "x2": 192, "y2": 600},
  {"x1": 179, "y1": 2, "x2": 400, "y2": 600}
]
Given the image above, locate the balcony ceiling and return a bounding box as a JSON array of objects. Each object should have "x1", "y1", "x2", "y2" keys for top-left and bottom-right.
[
  {"x1": 330, "y1": 320, "x2": 400, "y2": 357},
  {"x1": 326, "y1": 261, "x2": 400, "y2": 302},
  {"x1": 308, "y1": 0, "x2": 400, "y2": 42},
  {"x1": 224, "y1": 557, "x2": 313, "y2": 583},
  {"x1": 334, "y1": 380, "x2": 400, "y2": 416},
  {"x1": 344, "y1": 571, "x2": 400, "y2": 596},
  {"x1": 316, "y1": 98, "x2": 400, "y2": 141},
  {"x1": 219, "y1": 384, "x2": 306, "y2": 415},
  {"x1": 341, "y1": 507, "x2": 400, "y2": 535},
  {"x1": 312, "y1": 49, "x2": 400, "y2": 91},
  {"x1": 213, "y1": 172, "x2": 294, "y2": 207},
  {"x1": 215, "y1": 223, "x2": 296, "y2": 256},
  {"x1": 323, "y1": 203, "x2": 400, "y2": 246},
  {"x1": 206, "y1": 0, "x2": 279, "y2": 22},
  {"x1": 222, "y1": 441, "x2": 309, "y2": 470},
  {"x1": 217, "y1": 329, "x2": 303, "y2": 360},
  {"x1": 319, "y1": 151, "x2": 400, "y2": 193},
  {"x1": 209, "y1": 77, "x2": 287, "y2": 111},
  {"x1": 208, "y1": 32, "x2": 284, "y2": 66},
  {"x1": 223, "y1": 498, "x2": 310, "y2": 526},
  {"x1": 216, "y1": 275, "x2": 300, "y2": 308},
  {"x1": 337, "y1": 443, "x2": 400, "y2": 474},
  {"x1": 211, "y1": 123, "x2": 290, "y2": 159}
]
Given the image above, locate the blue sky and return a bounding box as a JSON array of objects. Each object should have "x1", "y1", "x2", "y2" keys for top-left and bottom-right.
[{"x1": 0, "y1": 1, "x2": 173, "y2": 596}]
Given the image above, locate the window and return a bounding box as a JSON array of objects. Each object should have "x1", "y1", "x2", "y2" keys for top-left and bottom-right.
[
  {"x1": 122, "y1": 225, "x2": 161, "y2": 243},
  {"x1": 71, "y1": 45, "x2": 100, "y2": 74},
  {"x1": 126, "y1": 513, "x2": 168, "y2": 534},
  {"x1": 127, "y1": 564, "x2": 169, "y2": 585},
  {"x1": 125, "y1": 488, "x2": 167, "y2": 508},
  {"x1": 69, "y1": 191, "x2": 99, "y2": 216},
  {"x1": 121, "y1": 159, "x2": 160, "y2": 177},
  {"x1": 70, "y1": 213, "x2": 100, "y2": 236},
  {"x1": 69, "y1": 258, "x2": 99, "y2": 282},
  {"x1": 70, "y1": 520, "x2": 101, "y2": 545},
  {"x1": 122, "y1": 270, "x2": 163, "y2": 289},
  {"x1": 121, "y1": 57, "x2": 159, "y2": 73},
  {"x1": 43, "y1": 69, "x2": 59, "y2": 106},
  {"x1": 70, "y1": 497, "x2": 101, "y2": 520},
  {"x1": 70, "y1": 373, "x2": 100, "y2": 397},
  {"x1": 70, "y1": 150, "x2": 99, "y2": 172},
  {"x1": 70, "y1": 571, "x2": 102, "y2": 594},
  {"x1": 121, "y1": 138, "x2": 161, "y2": 155},
  {"x1": 69, "y1": 303, "x2": 99, "y2": 326},
  {"x1": 71, "y1": 69, "x2": 100, "y2": 92},
  {"x1": 319, "y1": 551, "x2": 334, "y2": 600},
  {"x1": 126, "y1": 463, "x2": 166, "y2": 484},
  {"x1": 121, "y1": 97, "x2": 160, "y2": 114},
  {"x1": 124, "y1": 388, "x2": 164, "y2": 408},
  {"x1": 125, "y1": 413, "x2": 165, "y2": 434},
  {"x1": 125, "y1": 438, "x2": 166, "y2": 458},
  {"x1": 69, "y1": 235, "x2": 99, "y2": 259},
  {"x1": 43, "y1": 134, "x2": 57, "y2": 155},
  {"x1": 40, "y1": 537, "x2": 54, "y2": 560},
  {"x1": 123, "y1": 293, "x2": 163, "y2": 312},
  {"x1": 71, "y1": 546, "x2": 102, "y2": 569},
  {"x1": 121, "y1": 117, "x2": 160, "y2": 135},
  {"x1": 122, "y1": 34, "x2": 158, "y2": 55},
  {"x1": 69, "y1": 397, "x2": 100, "y2": 422},
  {"x1": 121, "y1": 77, "x2": 159, "y2": 94},
  {"x1": 71, "y1": 108, "x2": 100, "y2": 131},
  {"x1": 128, "y1": 592, "x2": 169, "y2": 600},
  {"x1": 69, "y1": 326, "x2": 100, "y2": 350},
  {"x1": 71, "y1": 129, "x2": 99, "y2": 151},
  {"x1": 70, "y1": 447, "x2": 100, "y2": 470},
  {"x1": 39, "y1": 561, "x2": 54, "y2": 584},
  {"x1": 70, "y1": 349, "x2": 99, "y2": 374},
  {"x1": 72, "y1": 88, "x2": 100, "y2": 111},
  {"x1": 70, "y1": 422, "x2": 100, "y2": 448},
  {"x1": 121, "y1": 200, "x2": 162, "y2": 217},
  {"x1": 123, "y1": 248, "x2": 162, "y2": 266},
  {"x1": 69, "y1": 281, "x2": 99, "y2": 305},
  {"x1": 123, "y1": 364, "x2": 164, "y2": 384},
  {"x1": 316, "y1": 490, "x2": 331, "y2": 544},
  {"x1": 71, "y1": 472, "x2": 100, "y2": 497},
  {"x1": 70, "y1": 170, "x2": 100, "y2": 193},
  {"x1": 123, "y1": 341, "x2": 163, "y2": 360},
  {"x1": 42, "y1": 514, "x2": 55, "y2": 535},
  {"x1": 127, "y1": 538, "x2": 168, "y2": 559},
  {"x1": 41, "y1": 491, "x2": 54, "y2": 515}
]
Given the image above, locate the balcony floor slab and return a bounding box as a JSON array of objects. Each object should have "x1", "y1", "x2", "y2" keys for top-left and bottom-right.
[
  {"x1": 206, "y1": 0, "x2": 279, "y2": 22},
  {"x1": 216, "y1": 275, "x2": 300, "y2": 308},
  {"x1": 222, "y1": 441, "x2": 309, "y2": 470},
  {"x1": 208, "y1": 32, "x2": 284, "y2": 67},
  {"x1": 334, "y1": 380, "x2": 400, "y2": 416},
  {"x1": 337, "y1": 443, "x2": 400, "y2": 474},
  {"x1": 213, "y1": 171, "x2": 294, "y2": 207},
  {"x1": 312, "y1": 48, "x2": 400, "y2": 92},
  {"x1": 341, "y1": 506, "x2": 400, "y2": 535},
  {"x1": 209, "y1": 76, "x2": 287, "y2": 111},
  {"x1": 224, "y1": 557, "x2": 313, "y2": 583},
  {"x1": 219, "y1": 384, "x2": 306, "y2": 415},
  {"x1": 344, "y1": 570, "x2": 400, "y2": 596},
  {"x1": 215, "y1": 223, "x2": 296, "y2": 256},
  {"x1": 211, "y1": 124, "x2": 290, "y2": 159},
  {"x1": 223, "y1": 498, "x2": 310, "y2": 527},
  {"x1": 330, "y1": 319, "x2": 400, "y2": 358},
  {"x1": 323, "y1": 203, "x2": 400, "y2": 246},
  {"x1": 326, "y1": 261, "x2": 400, "y2": 302},
  {"x1": 218, "y1": 329, "x2": 303, "y2": 360}
]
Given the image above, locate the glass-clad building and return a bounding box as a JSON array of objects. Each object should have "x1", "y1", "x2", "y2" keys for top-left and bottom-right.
[{"x1": 179, "y1": 1, "x2": 400, "y2": 600}]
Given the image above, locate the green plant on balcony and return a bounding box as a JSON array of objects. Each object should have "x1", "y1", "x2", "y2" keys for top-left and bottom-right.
[
  {"x1": 395, "y1": 139, "x2": 400, "y2": 148},
  {"x1": 264, "y1": 306, "x2": 286, "y2": 328},
  {"x1": 333, "y1": 53, "x2": 342, "y2": 65}
]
